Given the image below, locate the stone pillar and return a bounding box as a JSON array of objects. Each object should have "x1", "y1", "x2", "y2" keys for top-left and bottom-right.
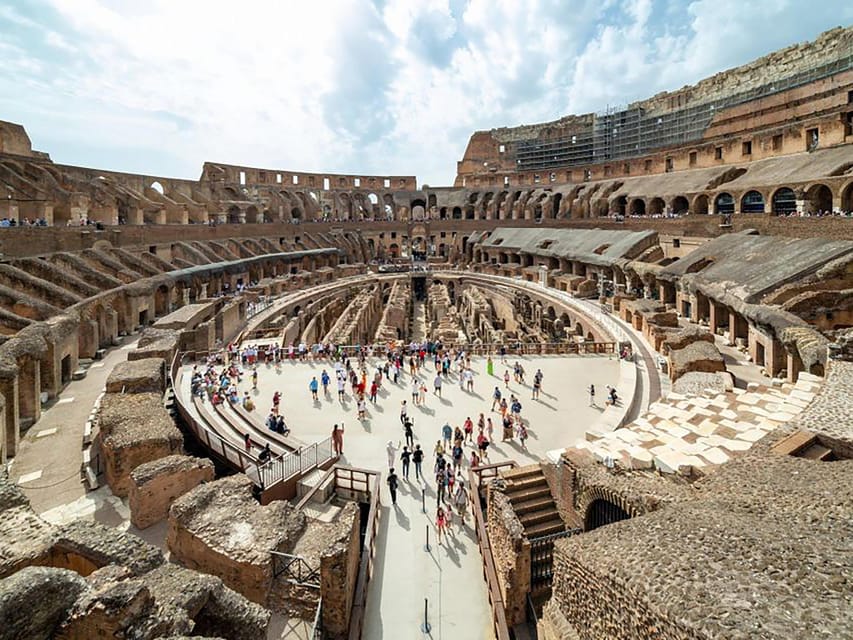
[
  {"x1": 17, "y1": 358, "x2": 41, "y2": 429},
  {"x1": 0, "y1": 379, "x2": 16, "y2": 460}
]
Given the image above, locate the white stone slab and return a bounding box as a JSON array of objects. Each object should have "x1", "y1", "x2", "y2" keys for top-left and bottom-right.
[
  {"x1": 736, "y1": 429, "x2": 768, "y2": 443},
  {"x1": 17, "y1": 470, "x2": 43, "y2": 484},
  {"x1": 699, "y1": 447, "x2": 730, "y2": 465},
  {"x1": 35, "y1": 428, "x2": 57, "y2": 438},
  {"x1": 720, "y1": 438, "x2": 752, "y2": 453}
]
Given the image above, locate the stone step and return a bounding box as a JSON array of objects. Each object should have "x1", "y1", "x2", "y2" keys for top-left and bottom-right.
[
  {"x1": 524, "y1": 519, "x2": 565, "y2": 538},
  {"x1": 520, "y1": 507, "x2": 561, "y2": 528},
  {"x1": 506, "y1": 485, "x2": 551, "y2": 503},
  {"x1": 501, "y1": 464, "x2": 542, "y2": 481},
  {"x1": 505, "y1": 474, "x2": 548, "y2": 492},
  {"x1": 512, "y1": 496, "x2": 554, "y2": 516}
]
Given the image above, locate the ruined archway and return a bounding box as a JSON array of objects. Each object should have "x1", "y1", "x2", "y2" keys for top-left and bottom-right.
[
  {"x1": 648, "y1": 197, "x2": 665, "y2": 216},
  {"x1": 740, "y1": 190, "x2": 765, "y2": 214},
  {"x1": 842, "y1": 182, "x2": 853, "y2": 213},
  {"x1": 805, "y1": 183, "x2": 832, "y2": 214},
  {"x1": 714, "y1": 192, "x2": 734, "y2": 215},
  {"x1": 227, "y1": 205, "x2": 241, "y2": 224},
  {"x1": 693, "y1": 194, "x2": 709, "y2": 215},
  {"x1": 671, "y1": 196, "x2": 689, "y2": 215},
  {"x1": 584, "y1": 499, "x2": 631, "y2": 531},
  {"x1": 613, "y1": 195, "x2": 628, "y2": 216},
  {"x1": 628, "y1": 198, "x2": 645, "y2": 216},
  {"x1": 771, "y1": 187, "x2": 797, "y2": 215}
]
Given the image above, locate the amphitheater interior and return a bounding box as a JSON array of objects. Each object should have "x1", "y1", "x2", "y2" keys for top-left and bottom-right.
[{"x1": 0, "y1": 24, "x2": 851, "y2": 640}]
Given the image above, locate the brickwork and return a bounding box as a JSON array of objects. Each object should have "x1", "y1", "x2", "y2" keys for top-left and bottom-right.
[{"x1": 128, "y1": 455, "x2": 215, "y2": 529}]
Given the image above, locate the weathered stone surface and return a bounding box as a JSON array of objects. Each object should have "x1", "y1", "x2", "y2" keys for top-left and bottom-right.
[
  {"x1": 99, "y1": 391, "x2": 184, "y2": 497},
  {"x1": 129, "y1": 455, "x2": 215, "y2": 529},
  {"x1": 167, "y1": 474, "x2": 306, "y2": 605},
  {"x1": 0, "y1": 566, "x2": 88, "y2": 640},
  {"x1": 668, "y1": 340, "x2": 725, "y2": 382},
  {"x1": 49, "y1": 519, "x2": 164, "y2": 577},
  {"x1": 105, "y1": 357, "x2": 166, "y2": 394}
]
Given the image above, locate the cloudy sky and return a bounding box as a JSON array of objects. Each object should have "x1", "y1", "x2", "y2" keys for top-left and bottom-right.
[{"x1": 1, "y1": 1, "x2": 850, "y2": 186}]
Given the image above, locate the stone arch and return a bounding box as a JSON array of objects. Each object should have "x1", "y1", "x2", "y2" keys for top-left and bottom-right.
[
  {"x1": 227, "y1": 205, "x2": 241, "y2": 224},
  {"x1": 670, "y1": 195, "x2": 689, "y2": 215},
  {"x1": 628, "y1": 198, "x2": 646, "y2": 216},
  {"x1": 770, "y1": 187, "x2": 797, "y2": 215},
  {"x1": 244, "y1": 205, "x2": 260, "y2": 224},
  {"x1": 550, "y1": 192, "x2": 563, "y2": 218},
  {"x1": 150, "y1": 181, "x2": 165, "y2": 195},
  {"x1": 612, "y1": 195, "x2": 628, "y2": 216},
  {"x1": 693, "y1": 194, "x2": 710, "y2": 215},
  {"x1": 841, "y1": 181, "x2": 853, "y2": 213},
  {"x1": 154, "y1": 284, "x2": 171, "y2": 316},
  {"x1": 383, "y1": 193, "x2": 395, "y2": 220},
  {"x1": 452, "y1": 206, "x2": 462, "y2": 220},
  {"x1": 648, "y1": 197, "x2": 665, "y2": 216},
  {"x1": 714, "y1": 192, "x2": 734, "y2": 215},
  {"x1": 494, "y1": 191, "x2": 509, "y2": 219},
  {"x1": 804, "y1": 183, "x2": 832, "y2": 214},
  {"x1": 577, "y1": 486, "x2": 637, "y2": 532},
  {"x1": 740, "y1": 190, "x2": 765, "y2": 214}
]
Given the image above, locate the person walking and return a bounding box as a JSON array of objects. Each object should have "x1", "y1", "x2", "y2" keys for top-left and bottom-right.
[
  {"x1": 251, "y1": 369, "x2": 258, "y2": 390},
  {"x1": 503, "y1": 370, "x2": 510, "y2": 388},
  {"x1": 309, "y1": 376, "x2": 319, "y2": 401},
  {"x1": 386, "y1": 440, "x2": 401, "y2": 469},
  {"x1": 413, "y1": 444, "x2": 424, "y2": 481},
  {"x1": 491, "y1": 386, "x2": 502, "y2": 411},
  {"x1": 332, "y1": 424, "x2": 344, "y2": 457},
  {"x1": 434, "y1": 373, "x2": 442, "y2": 397},
  {"x1": 400, "y1": 446, "x2": 411, "y2": 480},
  {"x1": 436, "y1": 506, "x2": 448, "y2": 543},
  {"x1": 454, "y1": 479, "x2": 469, "y2": 522},
  {"x1": 387, "y1": 468, "x2": 399, "y2": 506},
  {"x1": 244, "y1": 432, "x2": 252, "y2": 453},
  {"x1": 442, "y1": 421, "x2": 453, "y2": 449},
  {"x1": 404, "y1": 418, "x2": 414, "y2": 448},
  {"x1": 486, "y1": 356, "x2": 494, "y2": 377},
  {"x1": 589, "y1": 383, "x2": 596, "y2": 407},
  {"x1": 400, "y1": 400, "x2": 408, "y2": 425},
  {"x1": 321, "y1": 369, "x2": 330, "y2": 396}
]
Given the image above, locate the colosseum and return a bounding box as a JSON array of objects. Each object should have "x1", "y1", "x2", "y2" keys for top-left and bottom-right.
[{"x1": 0, "y1": 20, "x2": 851, "y2": 640}]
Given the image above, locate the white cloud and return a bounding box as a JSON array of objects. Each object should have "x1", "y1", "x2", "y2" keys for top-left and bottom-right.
[{"x1": 2, "y1": 0, "x2": 849, "y2": 185}]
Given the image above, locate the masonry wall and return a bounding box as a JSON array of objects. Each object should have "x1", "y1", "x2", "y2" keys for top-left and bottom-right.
[
  {"x1": 129, "y1": 455, "x2": 215, "y2": 529},
  {"x1": 320, "y1": 504, "x2": 361, "y2": 639},
  {"x1": 486, "y1": 488, "x2": 530, "y2": 626}
]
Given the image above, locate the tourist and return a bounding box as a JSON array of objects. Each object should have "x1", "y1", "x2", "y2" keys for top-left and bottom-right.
[
  {"x1": 517, "y1": 423, "x2": 528, "y2": 449},
  {"x1": 411, "y1": 378, "x2": 420, "y2": 405},
  {"x1": 251, "y1": 369, "x2": 258, "y2": 390},
  {"x1": 486, "y1": 417, "x2": 494, "y2": 442},
  {"x1": 477, "y1": 432, "x2": 490, "y2": 460},
  {"x1": 321, "y1": 369, "x2": 330, "y2": 395},
  {"x1": 442, "y1": 421, "x2": 453, "y2": 449},
  {"x1": 463, "y1": 416, "x2": 474, "y2": 444},
  {"x1": 337, "y1": 375, "x2": 346, "y2": 401},
  {"x1": 258, "y1": 443, "x2": 271, "y2": 463},
  {"x1": 273, "y1": 390, "x2": 282, "y2": 409},
  {"x1": 470, "y1": 450, "x2": 480, "y2": 468},
  {"x1": 403, "y1": 417, "x2": 414, "y2": 448},
  {"x1": 244, "y1": 432, "x2": 251, "y2": 452},
  {"x1": 465, "y1": 367, "x2": 474, "y2": 392},
  {"x1": 309, "y1": 376, "x2": 319, "y2": 401},
  {"x1": 332, "y1": 424, "x2": 344, "y2": 457},
  {"x1": 369, "y1": 380, "x2": 378, "y2": 403},
  {"x1": 357, "y1": 397, "x2": 366, "y2": 420},
  {"x1": 486, "y1": 355, "x2": 494, "y2": 377},
  {"x1": 454, "y1": 479, "x2": 469, "y2": 522},
  {"x1": 387, "y1": 468, "x2": 399, "y2": 506},
  {"x1": 589, "y1": 384, "x2": 596, "y2": 406},
  {"x1": 504, "y1": 370, "x2": 510, "y2": 388},
  {"x1": 413, "y1": 444, "x2": 424, "y2": 480},
  {"x1": 434, "y1": 373, "x2": 442, "y2": 397},
  {"x1": 400, "y1": 400, "x2": 408, "y2": 424},
  {"x1": 435, "y1": 506, "x2": 448, "y2": 543},
  {"x1": 435, "y1": 467, "x2": 447, "y2": 504},
  {"x1": 451, "y1": 442, "x2": 463, "y2": 471},
  {"x1": 532, "y1": 375, "x2": 541, "y2": 400},
  {"x1": 492, "y1": 386, "x2": 502, "y2": 411},
  {"x1": 386, "y1": 440, "x2": 401, "y2": 469},
  {"x1": 400, "y1": 446, "x2": 411, "y2": 479},
  {"x1": 434, "y1": 439, "x2": 445, "y2": 457}
]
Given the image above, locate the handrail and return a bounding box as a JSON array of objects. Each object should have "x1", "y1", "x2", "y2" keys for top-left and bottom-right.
[
  {"x1": 468, "y1": 466, "x2": 512, "y2": 640},
  {"x1": 310, "y1": 598, "x2": 323, "y2": 640},
  {"x1": 271, "y1": 550, "x2": 321, "y2": 588},
  {"x1": 347, "y1": 469, "x2": 381, "y2": 640}
]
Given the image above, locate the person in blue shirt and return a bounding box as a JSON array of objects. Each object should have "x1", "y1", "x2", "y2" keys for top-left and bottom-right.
[
  {"x1": 321, "y1": 370, "x2": 331, "y2": 395},
  {"x1": 309, "y1": 377, "x2": 319, "y2": 401}
]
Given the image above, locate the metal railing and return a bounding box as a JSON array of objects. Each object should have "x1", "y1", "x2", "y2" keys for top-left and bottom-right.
[
  {"x1": 310, "y1": 598, "x2": 324, "y2": 640},
  {"x1": 529, "y1": 529, "x2": 580, "y2": 590},
  {"x1": 271, "y1": 551, "x2": 321, "y2": 589}
]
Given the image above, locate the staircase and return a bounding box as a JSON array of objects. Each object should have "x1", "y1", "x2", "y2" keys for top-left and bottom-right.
[
  {"x1": 501, "y1": 465, "x2": 572, "y2": 614},
  {"x1": 502, "y1": 466, "x2": 564, "y2": 537}
]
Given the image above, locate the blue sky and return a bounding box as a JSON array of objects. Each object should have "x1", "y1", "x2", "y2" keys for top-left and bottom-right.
[{"x1": 1, "y1": 0, "x2": 850, "y2": 186}]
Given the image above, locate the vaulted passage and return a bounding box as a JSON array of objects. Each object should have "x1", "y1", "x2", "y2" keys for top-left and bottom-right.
[{"x1": 584, "y1": 499, "x2": 630, "y2": 531}]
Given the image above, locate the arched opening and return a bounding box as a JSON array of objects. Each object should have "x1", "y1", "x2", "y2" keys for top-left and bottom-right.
[
  {"x1": 551, "y1": 192, "x2": 563, "y2": 218},
  {"x1": 842, "y1": 182, "x2": 853, "y2": 213},
  {"x1": 740, "y1": 190, "x2": 765, "y2": 214},
  {"x1": 584, "y1": 499, "x2": 630, "y2": 531},
  {"x1": 671, "y1": 195, "x2": 689, "y2": 215},
  {"x1": 771, "y1": 187, "x2": 797, "y2": 215},
  {"x1": 155, "y1": 285, "x2": 170, "y2": 315},
  {"x1": 291, "y1": 207, "x2": 302, "y2": 220},
  {"x1": 383, "y1": 194, "x2": 395, "y2": 220},
  {"x1": 465, "y1": 205, "x2": 475, "y2": 220},
  {"x1": 628, "y1": 198, "x2": 646, "y2": 216},
  {"x1": 452, "y1": 207, "x2": 462, "y2": 219},
  {"x1": 412, "y1": 204, "x2": 426, "y2": 221},
  {"x1": 388, "y1": 243, "x2": 399, "y2": 258},
  {"x1": 693, "y1": 194, "x2": 709, "y2": 215},
  {"x1": 439, "y1": 207, "x2": 447, "y2": 220},
  {"x1": 714, "y1": 192, "x2": 734, "y2": 215},
  {"x1": 244, "y1": 205, "x2": 260, "y2": 224},
  {"x1": 805, "y1": 183, "x2": 832, "y2": 214},
  {"x1": 150, "y1": 181, "x2": 165, "y2": 195},
  {"x1": 227, "y1": 205, "x2": 241, "y2": 224},
  {"x1": 367, "y1": 193, "x2": 379, "y2": 217},
  {"x1": 613, "y1": 195, "x2": 627, "y2": 216},
  {"x1": 648, "y1": 197, "x2": 665, "y2": 216}
]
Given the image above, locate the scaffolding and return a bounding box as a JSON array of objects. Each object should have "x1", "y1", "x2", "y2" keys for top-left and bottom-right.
[{"x1": 514, "y1": 52, "x2": 853, "y2": 172}]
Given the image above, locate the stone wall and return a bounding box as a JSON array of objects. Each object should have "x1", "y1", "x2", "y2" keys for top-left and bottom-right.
[
  {"x1": 104, "y1": 357, "x2": 166, "y2": 394},
  {"x1": 167, "y1": 474, "x2": 306, "y2": 605},
  {"x1": 129, "y1": 455, "x2": 215, "y2": 529},
  {"x1": 486, "y1": 485, "x2": 530, "y2": 626},
  {"x1": 99, "y1": 392, "x2": 184, "y2": 497},
  {"x1": 319, "y1": 502, "x2": 361, "y2": 639}
]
